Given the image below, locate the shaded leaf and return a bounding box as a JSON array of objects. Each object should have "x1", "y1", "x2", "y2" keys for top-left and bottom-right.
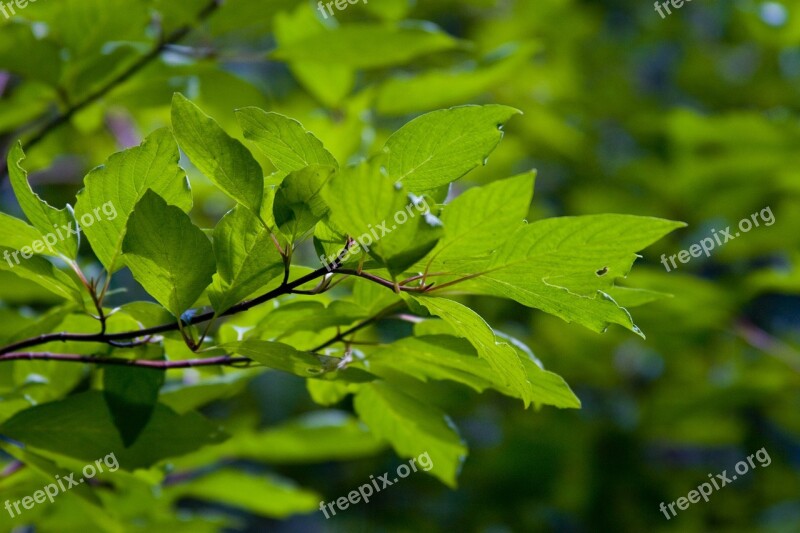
[
  {"x1": 103, "y1": 348, "x2": 166, "y2": 447},
  {"x1": 0, "y1": 391, "x2": 227, "y2": 470},
  {"x1": 354, "y1": 381, "x2": 466, "y2": 487},
  {"x1": 122, "y1": 190, "x2": 215, "y2": 318}
]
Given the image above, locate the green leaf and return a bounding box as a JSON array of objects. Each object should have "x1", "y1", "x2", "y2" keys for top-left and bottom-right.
[
  {"x1": 410, "y1": 296, "x2": 534, "y2": 406},
  {"x1": 321, "y1": 159, "x2": 443, "y2": 276},
  {"x1": 171, "y1": 93, "x2": 264, "y2": 213},
  {"x1": 455, "y1": 215, "x2": 686, "y2": 336},
  {"x1": 223, "y1": 340, "x2": 373, "y2": 382},
  {"x1": 7, "y1": 143, "x2": 79, "y2": 259},
  {"x1": 271, "y1": 23, "x2": 461, "y2": 68},
  {"x1": 122, "y1": 190, "x2": 215, "y2": 318},
  {"x1": 0, "y1": 391, "x2": 227, "y2": 470},
  {"x1": 209, "y1": 206, "x2": 284, "y2": 314},
  {"x1": 307, "y1": 379, "x2": 355, "y2": 407},
  {"x1": 362, "y1": 335, "x2": 497, "y2": 392},
  {"x1": 159, "y1": 370, "x2": 260, "y2": 414},
  {"x1": 425, "y1": 172, "x2": 536, "y2": 270},
  {"x1": 383, "y1": 105, "x2": 522, "y2": 191},
  {"x1": 361, "y1": 335, "x2": 580, "y2": 408},
  {"x1": 75, "y1": 128, "x2": 192, "y2": 272},
  {"x1": 28, "y1": 0, "x2": 149, "y2": 56},
  {"x1": 165, "y1": 469, "x2": 319, "y2": 519},
  {"x1": 0, "y1": 212, "x2": 50, "y2": 255},
  {"x1": 273, "y1": 165, "x2": 336, "y2": 242},
  {"x1": 354, "y1": 381, "x2": 467, "y2": 487},
  {"x1": 376, "y1": 43, "x2": 537, "y2": 115},
  {"x1": 0, "y1": 25, "x2": 62, "y2": 85},
  {"x1": 273, "y1": 6, "x2": 354, "y2": 107},
  {"x1": 0, "y1": 247, "x2": 83, "y2": 304},
  {"x1": 603, "y1": 286, "x2": 673, "y2": 308},
  {"x1": 103, "y1": 351, "x2": 166, "y2": 447},
  {"x1": 199, "y1": 411, "x2": 385, "y2": 463},
  {"x1": 237, "y1": 108, "x2": 339, "y2": 173},
  {"x1": 254, "y1": 301, "x2": 365, "y2": 339},
  {"x1": 0, "y1": 446, "x2": 103, "y2": 509}
]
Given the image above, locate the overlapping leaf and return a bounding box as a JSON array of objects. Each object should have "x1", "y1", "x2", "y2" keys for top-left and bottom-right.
[
  {"x1": 237, "y1": 107, "x2": 338, "y2": 172},
  {"x1": 75, "y1": 128, "x2": 192, "y2": 272},
  {"x1": 7, "y1": 143, "x2": 79, "y2": 259},
  {"x1": 122, "y1": 190, "x2": 215, "y2": 318},
  {"x1": 209, "y1": 206, "x2": 284, "y2": 314},
  {"x1": 172, "y1": 93, "x2": 263, "y2": 213}
]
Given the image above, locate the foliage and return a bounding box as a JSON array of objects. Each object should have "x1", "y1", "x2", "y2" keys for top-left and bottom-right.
[{"x1": 0, "y1": 0, "x2": 798, "y2": 531}]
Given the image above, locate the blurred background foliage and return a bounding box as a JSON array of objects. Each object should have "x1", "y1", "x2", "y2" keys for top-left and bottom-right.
[{"x1": 1, "y1": 0, "x2": 799, "y2": 531}]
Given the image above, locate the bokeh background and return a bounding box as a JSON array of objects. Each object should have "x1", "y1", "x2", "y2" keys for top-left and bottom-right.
[{"x1": 1, "y1": 0, "x2": 799, "y2": 531}]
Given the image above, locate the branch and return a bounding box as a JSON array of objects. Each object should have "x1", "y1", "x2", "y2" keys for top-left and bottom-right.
[
  {"x1": 0, "y1": 352, "x2": 251, "y2": 370},
  {"x1": 0, "y1": 257, "x2": 420, "y2": 356},
  {"x1": 735, "y1": 320, "x2": 800, "y2": 373},
  {"x1": 0, "y1": 0, "x2": 221, "y2": 180},
  {"x1": 1, "y1": 286, "x2": 411, "y2": 366},
  {"x1": 0, "y1": 262, "x2": 334, "y2": 355},
  {"x1": 336, "y1": 269, "x2": 429, "y2": 293}
]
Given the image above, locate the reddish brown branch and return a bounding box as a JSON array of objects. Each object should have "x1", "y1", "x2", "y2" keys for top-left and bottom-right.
[{"x1": 0, "y1": 352, "x2": 250, "y2": 369}]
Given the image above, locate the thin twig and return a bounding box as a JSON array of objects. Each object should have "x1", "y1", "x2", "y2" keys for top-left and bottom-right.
[
  {"x1": 336, "y1": 269, "x2": 428, "y2": 293},
  {"x1": 0, "y1": 262, "x2": 335, "y2": 355},
  {"x1": 0, "y1": 0, "x2": 221, "y2": 182},
  {"x1": 0, "y1": 352, "x2": 251, "y2": 370}
]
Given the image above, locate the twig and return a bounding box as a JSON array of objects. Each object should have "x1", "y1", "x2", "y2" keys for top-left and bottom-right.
[
  {"x1": 0, "y1": 0, "x2": 221, "y2": 182},
  {"x1": 0, "y1": 262, "x2": 335, "y2": 355},
  {"x1": 0, "y1": 352, "x2": 251, "y2": 370},
  {"x1": 0, "y1": 256, "x2": 414, "y2": 356},
  {"x1": 735, "y1": 320, "x2": 800, "y2": 373},
  {"x1": 336, "y1": 269, "x2": 428, "y2": 293}
]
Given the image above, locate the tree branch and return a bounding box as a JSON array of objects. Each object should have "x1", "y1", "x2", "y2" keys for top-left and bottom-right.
[
  {"x1": 0, "y1": 352, "x2": 251, "y2": 370},
  {"x1": 0, "y1": 284, "x2": 410, "y2": 366},
  {"x1": 0, "y1": 0, "x2": 221, "y2": 181},
  {"x1": 0, "y1": 257, "x2": 425, "y2": 356},
  {"x1": 0, "y1": 262, "x2": 335, "y2": 355},
  {"x1": 335, "y1": 269, "x2": 429, "y2": 293}
]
